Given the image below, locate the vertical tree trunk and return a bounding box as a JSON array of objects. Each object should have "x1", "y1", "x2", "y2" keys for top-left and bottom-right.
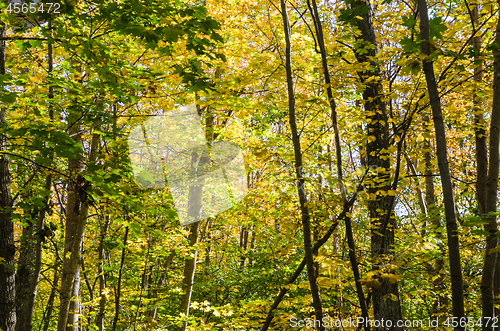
[
  {"x1": 179, "y1": 101, "x2": 213, "y2": 331},
  {"x1": 473, "y1": 3, "x2": 488, "y2": 217},
  {"x1": 471, "y1": 3, "x2": 500, "y2": 328},
  {"x1": 485, "y1": 2, "x2": 500, "y2": 327},
  {"x1": 422, "y1": 133, "x2": 447, "y2": 315},
  {"x1": 281, "y1": 1, "x2": 324, "y2": 328},
  {"x1": 15, "y1": 26, "x2": 55, "y2": 331},
  {"x1": 308, "y1": 0, "x2": 369, "y2": 326},
  {"x1": 42, "y1": 268, "x2": 59, "y2": 331},
  {"x1": 57, "y1": 63, "x2": 90, "y2": 330},
  {"x1": 179, "y1": 221, "x2": 201, "y2": 331},
  {"x1": 96, "y1": 217, "x2": 110, "y2": 331},
  {"x1": 417, "y1": 0, "x2": 465, "y2": 327},
  {"x1": 112, "y1": 226, "x2": 128, "y2": 331},
  {"x1": 349, "y1": 1, "x2": 402, "y2": 327},
  {"x1": 66, "y1": 258, "x2": 82, "y2": 331},
  {"x1": 0, "y1": 21, "x2": 16, "y2": 331}
]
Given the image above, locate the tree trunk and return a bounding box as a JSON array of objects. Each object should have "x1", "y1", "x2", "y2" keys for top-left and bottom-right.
[
  {"x1": 179, "y1": 221, "x2": 201, "y2": 330},
  {"x1": 57, "y1": 68, "x2": 91, "y2": 329},
  {"x1": 0, "y1": 20, "x2": 16, "y2": 331},
  {"x1": 281, "y1": 0, "x2": 324, "y2": 328},
  {"x1": 96, "y1": 217, "x2": 109, "y2": 331},
  {"x1": 42, "y1": 267, "x2": 60, "y2": 331},
  {"x1": 179, "y1": 100, "x2": 213, "y2": 330},
  {"x1": 15, "y1": 27, "x2": 54, "y2": 331},
  {"x1": 308, "y1": 0, "x2": 369, "y2": 326},
  {"x1": 422, "y1": 133, "x2": 447, "y2": 315},
  {"x1": 470, "y1": 3, "x2": 500, "y2": 328},
  {"x1": 485, "y1": 2, "x2": 500, "y2": 327},
  {"x1": 350, "y1": 1, "x2": 402, "y2": 327},
  {"x1": 66, "y1": 258, "x2": 82, "y2": 331},
  {"x1": 112, "y1": 226, "x2": 128, "y2": 331},
  {"x1": 417, "y1": 0, "x2": 465, "y2": 327}
]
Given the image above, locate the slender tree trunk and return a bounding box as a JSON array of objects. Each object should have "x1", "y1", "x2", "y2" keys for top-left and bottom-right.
[
  {"x1": 281, "y1": 1, "x2": 324, "y2": 328},
  {"x1": 308, "y1": 0, "x2": 369, "y2": 326},
  {"x1": 16, "y1": 26, "x2": 55, "y2": 331},
  {"x1": 473, "y1": 3, "x2": 488, "y2": 217},
  {"x1": 0, "y1": 21, "x2": 16, "y2": 331},
  {"x1": 57, "y1": 65, "x2": 91, "y2": 330},
  {"x1": 112, "y1": 226, "x2": 128, "y2": 331},
  {"x1": 179, "y1": 100, "x2": 213, "y2": 330},
  {"x1": 422, "y1": 133, "x2": 447, "y2": 315},
  {"x1": 179, "y1": 221, "x2": 201, "y2": 330},
  {"x1": 417, "y1": 0, "x2": 465, "y2": 327},
  {"x1": 240, "y1": 227, "x2": 248, "y2": 268},
  {"x1": 42, "y1": 267, "x2": 60, "y2": 331},
  {"x1": 96, "y1": 217, "x2": 109, "y2": 331},
  {"x1": 350, "y1": 1, "x2": 402, "y2": 327},
  {"x1": 471, "y1": 3, "x2": 500, "y2": 328},
  {"x1": 66, "y1": 257, "x2": 82, "y2": 331},
  {"x1": 485, "y1": 2, "x2": 500, "y2": 326},
  {"x1": 15, "y1": 209, "x2": 37, "y2": 331}
]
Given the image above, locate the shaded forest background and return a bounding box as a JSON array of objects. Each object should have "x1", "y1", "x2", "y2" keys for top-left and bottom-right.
[{"x1": 1, "y1": 0, "x2": 500, "y2": 330}]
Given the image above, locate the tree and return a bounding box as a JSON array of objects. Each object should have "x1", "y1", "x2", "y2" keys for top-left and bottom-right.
[
  {"x1": 0, "y1": 20, "x2": 16, "y2": 331},
  {"x1": 347, "y1": 0, "x2": 403, "y2": 326},
  {"x1": 280, "y1": 0, "x2": 325, "y2": 328},
  {"x1": 417, "y1": 0, "x2": 465, "y2": 327}
]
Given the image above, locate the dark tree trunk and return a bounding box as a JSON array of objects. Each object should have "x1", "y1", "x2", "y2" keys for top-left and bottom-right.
[
  {"x1": 280, "y1": 0, "x2": 324, "y2": 328},
  {"x1": 0, "y1": 21, "x2": 16, "y2": 331},
  {"x1": 112, "y1": 226, "x2": 128, "y2": 331},
  {"x1": 15, "y1": 28, "x2": 54, "y2": 331},
  {"x1": 417, "y1": 0, "x2": 465, "y2": 327},
  {"x1": 422, "y1": 133, "x2": 447, "y2": 315},
  {"x1": 308, "y1": 0, "x2": 369, "y2": 327},
  {"x1": 350, "y1": 1, "x2": 402, "y2": 327},
  {"x1": 485, "y1": 2, "x2": 500, "y2": 327}
]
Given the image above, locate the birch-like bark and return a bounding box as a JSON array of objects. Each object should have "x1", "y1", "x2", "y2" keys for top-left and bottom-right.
[
  {"x1": 57, "y1": 63, "x2": 90, "y2": 330},
  {"x1": 179, "y1": 100, "x2": 213, "y2": 330},
  {"x1": 417, "y1": 0, "x2": 465, "y2": 326},
  {"x1": 96, "y1": 217, "x2": 109, "y2": 331}
]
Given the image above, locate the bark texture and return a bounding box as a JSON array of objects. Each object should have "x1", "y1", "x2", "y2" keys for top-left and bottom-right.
[
  {"x1": 423, "y1": 133, "x2": 447, "y2": 315},
  {"x1": 15, "y1": 31, "x2": 54, "y2": 331},
  {"x1": 350, "y1": 1, "x2": 402, "y2": 327},
  {"x1": 57, "y1": 104, "x2": 90, "y2": 330},
  {"x1": 486, "y1": 2, "x2": 500, "y2": 326},
  {"x1": 0, "y1": 21, "x2": 16, "y2": 331},
  {"x1": 418, "y1": 0, "x2": 465, "y2": 326}
]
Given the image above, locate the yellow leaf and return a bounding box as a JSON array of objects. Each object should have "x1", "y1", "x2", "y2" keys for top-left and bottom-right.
[
  {"x1": 29, "y1": 74, "x2": 42, "y2": 83},
  {"x1": 387, "y1": 190, "x2": 397, "y2": 196}
]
